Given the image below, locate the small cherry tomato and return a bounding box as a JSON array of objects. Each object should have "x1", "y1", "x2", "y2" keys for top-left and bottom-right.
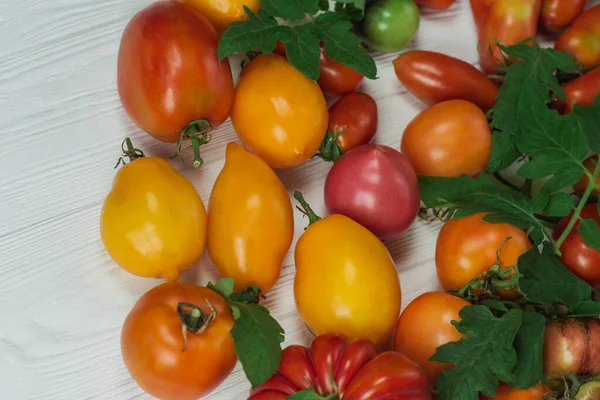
[
  {"x1": 208, "y1": 143, "x2": 294, "y2": 292},
  {"x1": 362, "y1": 0, "x2": 420, "y2": 53},
  {"x1": 122, "y1": 282, "x2": 236, "y2": 400},
  {"x1": 564, "y1": 67, "x2": 600, "y2": 113},
  {"x1": 294, "y1": 196, "x2": 402, "y2": 346},
  {"x1": 249, "y1": 334, "x2": 433, "y2": 400},
  {"x1": 401, "y1": 100, "x2": 492, "y2": 177},
  {"x1": 324, "y1": 144, "x2": 420, "y2": 241},
  {"x1": 481, "y1": 383, "x2": 550, "y2": 400},
  {"x1": 553, "y1": 203, "x2": 600, "y2": 287},
  {"x1": 394, "y1": 292, "x2": 469, "y2": 384},
  {"x1": 178, "y1": 0, "x2": 259, "y2": 33},
  {"x1": 436, "y1": 213, "x2": 531, "y2": 295},
  {"x1": 100, "y1": 140, "x2": 207, "y2": 281},
  {"x1": 555, "y1": 4, "x2": 600, "y2": 69},
  {"x1": 573, "y1": 156, "x2": 600, "y2": 194},
  {"x1": 414, "y1": 0, "x2": 456, "y2": 10},
  {"x1": 393, "y1": 50, "x2": 499, "y2": 112},
  {"x1": 232, "y1": 54, "x2": 328, "y2": 169},
  {"x1": 117, "y1": 1, "x2": 234, "y2": 166},
  {"x1": 540, "y1": 0, "x2": 587, "y2": 32}
]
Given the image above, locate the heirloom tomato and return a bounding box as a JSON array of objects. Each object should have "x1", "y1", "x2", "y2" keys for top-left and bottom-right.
[
  {"x1": 394, "y1": 292, "x2": 469, "y2": 384},
  {"x1": 231, "y1": 54, "x2": 328, "y2": 169},
  {"x1": 100, "y1": 139, "x2": 207, "y2": 281},
  {"x1": 178, "y1": 0, "x2": 259, "y2": 33},
  {"x1": 555, "y1": 4, "x2": 600, "y2": 69},
  {"x1": 401, "y1": 100, "x2": 492, "y2": 177},
  {"x1": 117, "y1": 1, "x2": 234, "y2": 167},
  {"x1": 563, "y1": 67, "x2": 600, "y2": 113},
  {"x1": 208, "y1": 143, "x2": 294, "y2": 292},
  {"x1": 121, "y1": 282, "x2": 236, "y2": 400},
  {"x1": 294, "y1": 194, "x2": 401, "y2": 347},
  {"x1": 249, "y1": 333, "x2": 432, "y2": 400},
  {"x1": 362, "y1": 0, "x2": 420, "y2": 53},
  {"x1": 540, "y1": 0, "x2": 587, "y2": 32},
  {"x1": 481, "y1": 383, "x2": 550, "y2": 400}
]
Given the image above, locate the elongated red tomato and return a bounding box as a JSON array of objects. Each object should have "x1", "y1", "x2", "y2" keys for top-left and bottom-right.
[
  {"x1": 555, "y1": 4, "x2": 600, "y2": 69},
  {"x1": 249, "y1": 334, "x2": 432, "y2": 400},
  {"x1": 540, "y1": 0, "x2": 587, "y2": 32},
  {"x1": 393, "y1": 50, "x2": 499, "y2": 111},
  {"x1": 328, "y1": 92, "x2": 378, "y2": 154},
  {"x1": 117, "y1": 1, "x2": 234, "y2": 156},
  {"x1": 415, "y1": 0, "x2": 456, "y2": 10},
  {"x1": 564, "y1": 67, "x2": 600, "y2": 113}
]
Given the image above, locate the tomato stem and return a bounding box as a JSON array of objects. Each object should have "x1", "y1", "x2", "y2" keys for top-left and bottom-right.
[
  {"x1": 114, "y1": 137, "x2": 145, "y2": 168},
  {"x1": 294, "y1": 191, "x2": 321, "y2": 227},
  {"x1": 171, "y1": 119, "x2": 212, "y2": 168},
  {"x1": 313, "y1": 129, "x2": 345, "y2": 162},
  {"x1": 177, "y1": 301, "x2": 217, "y2": 352},
  {"x1": 229, "y1": 285, "x2": 264, "y2": 305}
]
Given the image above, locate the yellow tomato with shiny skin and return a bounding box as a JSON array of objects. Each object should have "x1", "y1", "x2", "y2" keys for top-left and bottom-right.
[
  {"x1": 178, "y1": 0, "x2": 260, "y2": 33},
  {"x1": 208, "y1": 143, "x2": 294, "y2": 292},
  {"x1": 231, "y1": 54, "x2": 328, "y2": 169},
  {"x1": 294, "y1": 214, "x2": 402, "y2": 347},
  {"x1": 100, "y1": 154, "x2": 207, "y2": 281}
]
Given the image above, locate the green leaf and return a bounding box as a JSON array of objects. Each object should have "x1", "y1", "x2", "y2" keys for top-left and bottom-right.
[
  {"x1": 517, "y1": 244, "x2": 593, "y2": 306},
  {"x1": 487, "y1": 131, "x2": 520, "y2": 173},
  {"x1": 318, "y1": 0, "x2": 330, "y2": 11},
  {"x1": 540, "y1": 169, "x2": 585, "y2": 195},
  {"x1": 207, "y1": 278, "x2": 235, "y2": 299},
  {"x1": 567, "y1": 300, "x2": 600, "y2": 317},
  {"x1": 573, "y1": 95, "x2": 600, "y2": 154},
  {"x1": 287, "y1": 390, "x2": 331, "y2": 400},
  {"x1": 432, "y1": 306, "x2": 523, "y2": 400},
  {"x1": 509, "y1": 312, "x2": 546, "y2": 389},
  {"x1": 545, "y1": 192, "x2": 574, "y2": 217},
  {"x1": 260, "y1": 0, "x2": 320, "y2": 21},
  {"x1": 310, "y1": 13, "x2": 377, "y2": 79},
  {"x1": 284, "y1": 25, "x2": 321, "y2": 81},
  {"x1": 333, "y1": 0, "x2": 366, "y2": 19},
  {"x1": 579, "y1": 219, "x2": 600, "y2": 251}
]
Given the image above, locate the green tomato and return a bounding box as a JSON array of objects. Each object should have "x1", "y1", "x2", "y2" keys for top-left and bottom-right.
[{"x1": 362, "y1": 0, "x2": 420, "y2": 53}]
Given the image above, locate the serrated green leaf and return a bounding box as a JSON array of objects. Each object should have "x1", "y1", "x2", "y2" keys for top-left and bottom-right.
[
  {"x1": 207, "y1": 278, "x2": 235, "y2": 299},
  {"x1": 567, "y1": 300, "x2": 600, "y2": 317},
  {"x1": 545, "y1": 192, "x2": 574, "y2": 217},
  {"x1": 334, "y1": 0, "x2": 366, "y2": 19},
  {"x1": 310, "y1": 13, "x2": 376, "y2": 79},
  {"x1": 487, "y1": 131, "x2": 521, "y2": 173},
  {"x1": 481, "y1": 299, "x2": 509, "y2": 313},
  {"x1": 283, "y1": 25, "x2": 321, "y2": 80},
  {"x1": 260, "y1": 0, "x2": 320, "y2": 21},
  {"x1": 579, "y1": 219, "x2": 600, "y2": 251},
  {"x1": 540, "y1": 169, "x2": 585, "y2": 195},
  {"x1": 573, "y1": 95, "x2": 600, "y2": 154},
  {"x1": 231, "y1": 302, "x2": 285, "y2": 388},
  {"x1": 287, "y1": 390, "x2": 330, "y2": 400},
  {"x1": 432, "y1": 306, "x2": 523, "y2": 400},
  {"x1": 530, "y1": 228, "x2": 547, "y2": 245},
  {"x1": 517, "y1": 244, "x2": 592, "y2": 306},
  {"x1": 482, "y1": 213, "x2": 530, "y2": 229},
  {"x1": 509, "y1": 312, "x2": 546, "y2": 389}
]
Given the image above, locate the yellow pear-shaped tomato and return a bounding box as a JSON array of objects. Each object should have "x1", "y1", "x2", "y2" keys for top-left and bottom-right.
[
  {"x1": 101, "y1": 152, "x2": 207, "y2": 281},
  {"x1": 231, "y1": 54, "x2": 328, "y2": 169},
  {"x1": 208, "y1": 143, "x2": 294, "y2": 292},
  {"x1": 294, "y1": 212, "x2": 402, "y2": 347},
  {"x1": 178, "y1": 0, "x2": 260, "y2": 33}
]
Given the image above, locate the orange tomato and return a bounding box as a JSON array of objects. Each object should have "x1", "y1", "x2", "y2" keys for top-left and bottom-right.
[
  {"x1": 178, "y1": 0, "x2": 260, "y2": 33},
  {"x1": 121, "y1": 282, "x2": 236, "y2": 400},
  {"x1": 436, "y1": 213, "x2": 531, "y2": 296},
  {"x1": 401, "y1": 100, "x2": 492, "y2": 177},
  {"x1": 574, "y1": 156, "x2": 600, "y2": 194},
  {"x1": 481, "y1": 383, "x2": 550, "y2": 400},
  {"x1": 231, "y1": 54, "x2": 328, "y2": 169},
  {"x1": 555, "y1": 4, "x2": 600, "y2": 69},
  {"x1": 393, "y1": 292, "x2": 469, "y2": 384}
]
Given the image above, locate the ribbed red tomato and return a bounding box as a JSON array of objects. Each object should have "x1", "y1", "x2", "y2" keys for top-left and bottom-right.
[{"x1": 248, "y1": 334, "x2": 432, "y2": 400}]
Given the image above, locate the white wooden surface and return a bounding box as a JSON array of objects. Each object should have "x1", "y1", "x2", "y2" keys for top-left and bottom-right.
[{"x1": 3, "y1": 1, "x2": 593, "y2": 399}]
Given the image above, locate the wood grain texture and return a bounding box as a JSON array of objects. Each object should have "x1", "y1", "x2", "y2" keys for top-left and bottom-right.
[{"x1": 2, "y1": 0, "x2": 597, "y2": 398}]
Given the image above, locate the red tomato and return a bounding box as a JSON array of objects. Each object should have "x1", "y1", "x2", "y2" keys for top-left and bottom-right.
[
  {"x1": 540, "y1": 0, "x2": 587, "y2": 32},
  {"x1": 327, "y1": 92, "x2": 378, "y2": 156},
  {"x1": 553, "y1": 203, "x2": 600, "y2": 287},
  {"x1": 324, "y1": 144, "x2": 420, "y2": 241},
  {"x1": 436, "y1": 213, "x2": 531, "y2": 297},
  {"x1": 470, "y1": 0, "x2": 542, "y2": 74},
  {"x1": 394, "y1": 292, "x2": 469, "y2": 384},
  {"x1": 564, "y1": 67, "x2": 600, "y2": 113},
  {"x1": 481, "y1": 383, "x2": 550, "y2": 400},
  {"x1": 393, "y1": 50, "x2": 499, "y2": 112},
  {"x1": 121, "y1": 283, "x2": 236, "y2": 400},
  {"x1": 274, "y1": 42, "x2": 364, "y2": 95},
  {"x1": 555, "y1": 4, "x2": 600, "y2": 69},
  {"x1": 117, "y1": 2, "x2": 234, "y2": 147},
  {"x1": 249, "y1": 333, "x2": 433, "y2": 400},
  {"x1": 414, "y1": 0, "x2": 456, "y2": 10},
  {"x1": 401, "y1": 100, "x2": 492, "y2": 177}
]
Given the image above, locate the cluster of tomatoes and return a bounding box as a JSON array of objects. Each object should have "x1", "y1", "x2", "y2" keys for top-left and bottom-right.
[{"x1": 98, "y1": 0, "x2": 600, "y2": 399}]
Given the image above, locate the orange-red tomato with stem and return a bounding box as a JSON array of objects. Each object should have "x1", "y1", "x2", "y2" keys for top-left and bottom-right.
[
  {"x1": 401, "y1": 100, "x2": 492, "y2": 177},
  {"x1": 481, "y1": 383, "x2": 550, "y2": 400},
  {"x1": 540, "y1": 0, "x2": 587, "y2": 32},
  {"x1": 121, "y1": 282, "x2": 236, "y2": 400},
  {"x1": 394, "y1": 292, "x2": 469, "y2": 384},
  {"x1": 564, "y1": 67, "x2": 600, "y2": 113},
  {"x1": 555, "y1": 4, "x2": 600, "y2": 69}
]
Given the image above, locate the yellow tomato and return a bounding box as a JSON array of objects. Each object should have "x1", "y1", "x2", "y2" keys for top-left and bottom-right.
[
  {"x1": 178, "y1": 0, "x2": 260, "y2": 33},
  {"x1": 100, "y1": 155, "x2": 207, "y2": 281},
  {"x1": 208, "y1": 143, "x2": 294, "y2": 292},
  {"x1": 231, "y1": 54, "x2": 328, "y2": 169},
  {"x1": 294, "y1": 213, "x2": 402, "y2": 347}
]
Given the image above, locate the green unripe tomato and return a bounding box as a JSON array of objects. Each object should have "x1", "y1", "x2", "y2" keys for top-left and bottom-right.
[{"x1": 362, "y1": 0, "x2": 420, "y2": 53}]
